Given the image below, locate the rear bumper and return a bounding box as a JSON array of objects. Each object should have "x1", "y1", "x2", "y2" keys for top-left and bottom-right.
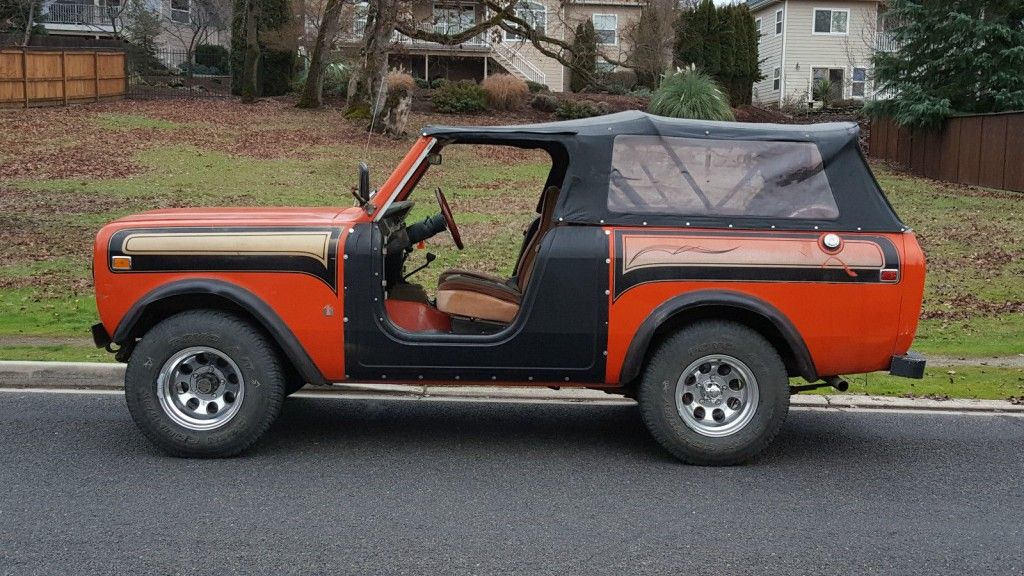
[{"x1": 889, "y1": 352, "x2": 926, "y2": 379}]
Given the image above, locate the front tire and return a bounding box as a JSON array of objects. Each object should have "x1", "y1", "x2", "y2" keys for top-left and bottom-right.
[
  {"x1": 124, "y1": 310, "x2": 286, "y2": 457},
  {"x1": 638, "y1": 320, "x2": 790, "y2": 465}
]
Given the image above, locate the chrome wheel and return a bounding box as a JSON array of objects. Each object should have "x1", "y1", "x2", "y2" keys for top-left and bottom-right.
[
  {"x1": 675, "y1": 354, "x2": 759, "y2": 438},
  {"x1": 156, "y1": 346, "x2": 245, "y2": 431}
]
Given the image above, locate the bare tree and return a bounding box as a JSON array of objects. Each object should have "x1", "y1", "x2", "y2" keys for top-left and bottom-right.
[
  {"x1": 295, "y1": 0, "x2": 342, "y2": 108},
  {"x1": 239, "y1": 0, "x2": 260, "y2": 102}
]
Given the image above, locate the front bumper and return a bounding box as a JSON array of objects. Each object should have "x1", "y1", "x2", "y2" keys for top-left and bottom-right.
[
  {"x1": 889, "y1": 352, "x2": 926, "y2": 379},
  {"x1": 91, "y1": 323, "x2": 112, "y2": 350}
]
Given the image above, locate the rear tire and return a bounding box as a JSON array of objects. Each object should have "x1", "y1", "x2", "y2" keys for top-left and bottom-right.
[
  {"x1": 124, "y1": 310, "x2": 286, "y2": 457},
  {"x1": 638, "y1": 320, "x2": 789, "y2": 465}
]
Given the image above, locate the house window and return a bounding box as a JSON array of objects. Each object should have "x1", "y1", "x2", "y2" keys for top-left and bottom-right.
[
  {"x1": 433, "y1": 4, "x2": 475, "y2": 35},
  {"x1": 772, "y1": 66, "x2": 780, "y2": 91},
  {"x1": 775, "y1": 9, "x2": 783, "y2": 35},
  {"x1": 755, "y1": 17, "x2": 761, "y2": 39},
  {"x1": 593, "y1": 14, "x2": 618, "y2": 46},
  {"x1": 353, "y1": 2, "x2": 368, "y2": 35},
  {"x1": 852, "y1": 67, "x2": 867, "y2": 97},
  {"x1": 813, "y1": 9, "x2": 849, "y2": 34},
  {"x1": 504, "y1": 1, "x2": 546, "y2": 40},
  {"x1": 170, "y1": 0, "x2": 190, "y2": 23}
]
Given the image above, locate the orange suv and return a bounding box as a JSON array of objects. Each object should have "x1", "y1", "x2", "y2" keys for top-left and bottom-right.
[{"x1": 92, "y1": 112, "x2": 926, "y2": 464}]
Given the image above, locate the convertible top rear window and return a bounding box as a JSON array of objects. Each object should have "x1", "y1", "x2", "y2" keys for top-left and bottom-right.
[{"x1": 608, "y1": 135, "x2": 840, "y2": 220}]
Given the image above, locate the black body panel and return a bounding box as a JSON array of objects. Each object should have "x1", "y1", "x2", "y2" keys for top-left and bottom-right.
[{"x1": 343, "y1": 223, "x2": 608, "y2": 383}]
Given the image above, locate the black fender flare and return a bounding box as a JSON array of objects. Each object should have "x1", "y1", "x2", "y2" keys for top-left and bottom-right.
[
  {"x1": 112, "y1": 279, "x2": 326, "y2": 386},
  {"x1": 619, "y1": 290, "x2": 818, "y2": 384}
]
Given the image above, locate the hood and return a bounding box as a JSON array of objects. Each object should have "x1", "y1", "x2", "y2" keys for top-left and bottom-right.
[{"x1": 110, "y1": 207, "x2": 367, "y2": 227}]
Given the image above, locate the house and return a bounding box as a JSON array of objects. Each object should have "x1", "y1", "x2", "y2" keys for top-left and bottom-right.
[
  {"x1": 747, "y1": 0, "x2": 894, "y2": 107},
  {"x1": 36, "y1": 0, "x2": 229, "y2": 56},
  {"x1": 339, "y1": 0, "x2": 644, "y2": 92}
]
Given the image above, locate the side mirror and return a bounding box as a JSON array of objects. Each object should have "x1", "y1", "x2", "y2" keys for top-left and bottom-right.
[{"x1": 358, "y1": 162, "x2": 370, "y2": 203}]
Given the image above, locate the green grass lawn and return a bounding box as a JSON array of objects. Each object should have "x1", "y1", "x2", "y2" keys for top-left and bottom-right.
[{"x1": 1, "y1": 98, "x2": 1021, "y2": 399}]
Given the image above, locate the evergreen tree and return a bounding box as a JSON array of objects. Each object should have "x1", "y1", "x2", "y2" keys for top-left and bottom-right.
[
  {"x1": 674, "y1": 0, "x2": 759, "y2": 106},
  {"x1": 570, "y1": 20, "x2": 598, "y2": 92},
  {"x1": 867, "y1": 0, "x2": 1024, "y2": 128}
]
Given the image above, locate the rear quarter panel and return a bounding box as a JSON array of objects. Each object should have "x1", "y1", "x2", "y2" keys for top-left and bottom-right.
[{"x1": 605, "y1": 227, "x2": 923, "y2": 383}]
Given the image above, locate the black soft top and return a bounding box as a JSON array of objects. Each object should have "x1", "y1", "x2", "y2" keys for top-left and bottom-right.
[{"x1": 423, "y1": 111, "x2": 906, "y2": 233}]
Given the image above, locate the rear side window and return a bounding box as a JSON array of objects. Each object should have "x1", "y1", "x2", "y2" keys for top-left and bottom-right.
[{"x1": 607, "y1": 135, "x2": 839, "y2": 220}]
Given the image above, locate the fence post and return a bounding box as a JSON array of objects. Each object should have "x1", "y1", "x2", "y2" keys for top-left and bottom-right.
[
  {"x1": 21, "y1": 49, "x2": 29, "y2": 108},
  {"x1": 93, "y1": 51, "x2": 99, "y2": 102},
  {"x1": 61, "y1": 50, "x2": 68, "y2": 106}
]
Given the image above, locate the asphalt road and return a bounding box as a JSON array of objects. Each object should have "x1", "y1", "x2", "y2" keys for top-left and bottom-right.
[{"x1": 1, "y1": 390, "x2": 1022, "y2": 576}]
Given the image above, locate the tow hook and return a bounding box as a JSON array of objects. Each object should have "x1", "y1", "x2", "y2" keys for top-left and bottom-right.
[{"x1": 789, "y1": 376, "x2": 849, "y2": 394}]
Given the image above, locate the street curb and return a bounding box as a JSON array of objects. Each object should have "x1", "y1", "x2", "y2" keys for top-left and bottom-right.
[{"x1": 2, "y1": 361, "x2": 1022, "y2": 413}]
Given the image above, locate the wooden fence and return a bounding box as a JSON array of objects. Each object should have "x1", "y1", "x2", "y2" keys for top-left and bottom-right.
[
  {"x1": 0, "y1": 48, "x2": 126, "y2": 108},
  {"x1": 869, "y1": 112, "x2": 1024, "y2": 193}
]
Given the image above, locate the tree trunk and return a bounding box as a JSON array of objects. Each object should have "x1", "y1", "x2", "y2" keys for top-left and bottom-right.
[
  {"x1": 382, "y1": 87, "x2": 412, "y2": 137},
  {"x1": 240, "y1": 0, "x2": 260, "y2": 103},
  {"x1": 345, "y1": 0, "x2": 394, "y2": 124},
  {"x1": 296, "y1": 0, "x2": 342, "y2": 109},
  {"x1": 22, "y1": 0, "x2": 35, "y2": 46}
]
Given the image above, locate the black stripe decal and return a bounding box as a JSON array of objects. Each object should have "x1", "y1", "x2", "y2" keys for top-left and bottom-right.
[{"x1": 108, "y1": 226, "x2": 341, "y2": 293}]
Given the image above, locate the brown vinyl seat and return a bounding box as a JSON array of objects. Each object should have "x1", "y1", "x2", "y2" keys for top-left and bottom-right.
[{"x1": 436, "y1": 186, "x2": 559, "y2": 323}]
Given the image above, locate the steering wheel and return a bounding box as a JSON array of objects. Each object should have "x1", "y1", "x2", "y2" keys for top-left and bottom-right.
[{"x1": 435, "y1": 187, "x2": 463, "y2": 250}]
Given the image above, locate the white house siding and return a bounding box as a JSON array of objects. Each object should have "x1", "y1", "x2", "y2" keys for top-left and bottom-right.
[{"x1": 750, "y1": 1, "x2": 784, "y2": 105}]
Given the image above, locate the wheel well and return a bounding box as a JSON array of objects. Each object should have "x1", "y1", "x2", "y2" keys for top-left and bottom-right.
[
  {"x1": 117, "y1": 293, "x2": 303, "y2": 385},
  {"x1": 643, "y1": 305, "x2": 803, "y2": 381}
]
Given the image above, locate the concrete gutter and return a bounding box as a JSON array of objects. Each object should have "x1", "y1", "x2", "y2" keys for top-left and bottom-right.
[{"x1": 2, "y1": 361, "x2": 1022, "y2": 414}]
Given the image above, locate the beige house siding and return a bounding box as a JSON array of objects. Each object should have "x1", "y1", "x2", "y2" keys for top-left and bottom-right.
[
  {"x1": 751, "y1": 2, "x2": 785, "y2": 105},
  {"x1": 783, "y1": 0, "x2": 878, "y2": 102},
  {"x1": 749, "y1": 0, "x2": 880, "y2": 106},
  {"x1": 493, "y1": 0, "x2": 641, "y2": 92}
]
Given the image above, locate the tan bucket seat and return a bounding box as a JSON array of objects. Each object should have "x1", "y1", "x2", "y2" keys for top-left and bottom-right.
[{"x1": 436, "y1": 186, "x2": 560, "y2": 323}]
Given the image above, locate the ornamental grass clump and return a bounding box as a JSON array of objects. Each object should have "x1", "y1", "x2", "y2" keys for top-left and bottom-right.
[
  {"x1": 481, "y1": 74, "x2": 529, "y2": 111},
  {"x1": 649, "y1": 68, "x2": 735, "y2": 122}
]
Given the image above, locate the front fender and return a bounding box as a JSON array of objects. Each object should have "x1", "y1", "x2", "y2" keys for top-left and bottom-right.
[{"x1": 112, "y1": 279, "x2": 326, "y2": 386}]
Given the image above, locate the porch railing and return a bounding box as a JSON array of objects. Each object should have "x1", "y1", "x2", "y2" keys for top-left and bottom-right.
[{"x1": 45, "y1": 3, "x2": 120, "y2": 26}]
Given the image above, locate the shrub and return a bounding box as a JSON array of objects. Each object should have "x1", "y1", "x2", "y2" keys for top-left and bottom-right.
[
  {"x1": 629, "y1": 86, "x2": 653, "y2": 98},
  {"x1": 431, "y1": 80, "x2": 487, "y2": 113},
  {"x1": 812, "y1": 78, "x2": 835, "y2": 108},
  {"x1": 415, "y1": 77, "x2": 430, "y2": 89},
  {"x1": 648, "y1": 69, "x2": 734, "y2": 121},
  {"x1": 530, "y1": 93, "x2": 558, "y2": 112},
  {"x1": 606, "y1": 70, "x2": 638, "y2": 93},
  {"x1": 555, "y1": 99, "x2": 607, "y2": 120},
  {"x1": 481, "y1": 74, "x2": 529, "y2": 111},
  {"x1": 430, "y1": 77, "x2": 449, "y2": 89},
  {"x1": 526, "y1": 80, "x2": 549, "y2": 93},
  {"x1": 291, "y1": 60, "x2": 350, "y2": 98},
  {"x1": 195, "y1": 44, "x2": 229, "y2": 73}
]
